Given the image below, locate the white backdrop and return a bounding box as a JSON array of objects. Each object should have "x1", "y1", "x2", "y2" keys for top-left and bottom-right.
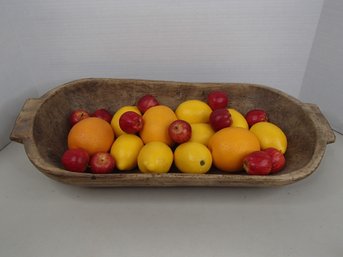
[
  {"x1": 300, "y1": 0, "x2": 343, "y2": 133},
  {"x1": 0, "y1": 0, "x2": 324, "y2": 148}
]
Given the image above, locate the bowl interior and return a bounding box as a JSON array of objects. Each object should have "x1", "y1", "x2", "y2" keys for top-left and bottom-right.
[{"x1": 33, "y1": 79, "x2": 317, "y2": 176}]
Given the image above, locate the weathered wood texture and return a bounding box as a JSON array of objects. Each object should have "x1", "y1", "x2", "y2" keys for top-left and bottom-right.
[{"x1": 10, "y1": 78, "x2": 335, "y2": 187}]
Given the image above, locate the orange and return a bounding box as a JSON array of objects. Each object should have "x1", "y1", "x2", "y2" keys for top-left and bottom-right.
[
  {"x1": 68, "y1": 117, "x2": 115, "y2": 155},
  {"x1": 208, "y1": 127, "x2": 260, "y2": 172},
  {"x1": 139, "y1": 105, "x2": 177, "y2": 146}
]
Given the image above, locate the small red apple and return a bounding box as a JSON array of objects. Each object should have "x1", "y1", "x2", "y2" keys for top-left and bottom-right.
[
  {"x1": 119, "y1": 111, "x2": 144, "y2": 134},
  {"x1": 92, "y1": 108, "x2": 112, "y2": 123},
  {"x1": 89, "y1": 152, "x2": 115, "y2": 174},
  {"x1": 207, "y1": 91, "x2": 229, "y2": 110},
  {"x1": 263, "y1": 147, "x2": 286, "y2": 173},
  {"x1": 209, "y1": 108, "x2": 232, "y2": 131},
  {"x1": 69, "y1": 109, "x2": 90, "y2": 126},
  {"x1": 245, "y1": 109, "x2": 268, "y2": 127},
  {"x1": 61, "y1": 148, "x2": 89, "y2": 172},
  {"x1": 243, "y1": 151, "x2": 272, "y2": 175},
  {"x1": 168, "y1": 120, "x2": 192, "y2": 144},
  {"x1": 137, "y1": 94, "x2": 159, "y2": 113}
]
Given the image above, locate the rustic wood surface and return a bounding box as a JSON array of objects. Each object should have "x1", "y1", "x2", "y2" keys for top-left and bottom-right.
[{"x1": 10, "y1": 78, "x2": 336, "y2": 187}]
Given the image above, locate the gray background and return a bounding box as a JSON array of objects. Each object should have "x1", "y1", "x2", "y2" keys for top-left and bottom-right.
[
  {"x1": 300, "y1": 0, "x2": 343, "y2": 133},
  {"x1": 1, "y1": 0, "x2": 342, "y2": 149}
]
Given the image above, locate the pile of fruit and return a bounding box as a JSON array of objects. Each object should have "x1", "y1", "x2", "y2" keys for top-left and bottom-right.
[{"x1": 61, "y1": 91, "x2": 287, "y2": 175}]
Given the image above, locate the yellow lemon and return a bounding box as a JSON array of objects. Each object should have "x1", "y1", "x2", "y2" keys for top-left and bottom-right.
[
  {"x1": 189, "y1": 123, "x2": 215, "y2": 146},
  {"x1": 250, "y1": 122, "x2": 288, "y2": 154},
  {"x1": 228, "y1": 108, "x2": 249, "y2": 129},
  {"x1": 137, "y1": 142, "x2": 173, "y2": 173},
  {"x1": 111, "y1": 106, "x2": 141, "y2": 136},
  {"x1": 174, "y1": 142, "x2": 212, "y2": 174},
  {"x1": 110, "y1": 134, "x2": 144, "y2": 170},
  {"x1": 175, "y1": 100, "x2": 212, "y2": 124}
]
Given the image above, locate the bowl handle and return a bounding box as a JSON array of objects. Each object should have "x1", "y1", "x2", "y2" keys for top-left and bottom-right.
[
  {"x1": 10, "y1": 98, "x2": 43, "y2": 144},
  {"x1": 303, "y1": 103, "x2": 336, "y2": 144}
]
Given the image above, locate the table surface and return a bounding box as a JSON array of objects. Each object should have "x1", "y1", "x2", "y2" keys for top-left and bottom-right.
[{"x1": 1, "y1": 133, "x2": 342, "y2": 257}]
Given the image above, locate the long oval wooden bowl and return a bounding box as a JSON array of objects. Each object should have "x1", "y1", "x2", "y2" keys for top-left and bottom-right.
[{"x1": 10, "y1": 78, "x2": 335, "y2": 187}]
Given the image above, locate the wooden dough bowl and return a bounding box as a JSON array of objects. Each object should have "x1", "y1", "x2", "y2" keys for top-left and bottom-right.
[{"x1": 10, "y1": 78, "x2": 336, "y2": 187}]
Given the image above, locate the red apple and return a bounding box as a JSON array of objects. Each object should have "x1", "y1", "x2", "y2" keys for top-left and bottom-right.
[
  {"x1": 69, "y1": 109, "x2": 90, "y2": 126},
  {"x1": 61, "y1": 148, "x2": 89, "y2": 172},
  {"x1": 207, "y1": 91, "x2": 229, "y2": 110},
  {"x1": 137, "y1": 94, "x2": 159, "y2": 113},
  {"x1": 92, "y1": 108, "x2": 112, "y2": 123},
  {"x1": 168, "y1": 120, "x2": 192, "y2": 144},
  {"x1": 263, "y1": 147, "x2": 286, "y2": 173},
  {"x1": 119, "y1": 111, "x2": 144, "y2": 134},
  {"x1": 245, "y1": 109, "x2": 268, "y2": 127},
  {"x1": 243, "y1": 151, "x2": 272, "y2": 175},
  {"x1": 209, "y1": 108, "x2": 232, "y2": 131},
  {"x1": 89, "y1": 152, "x2": 115, "y2": 174}
]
